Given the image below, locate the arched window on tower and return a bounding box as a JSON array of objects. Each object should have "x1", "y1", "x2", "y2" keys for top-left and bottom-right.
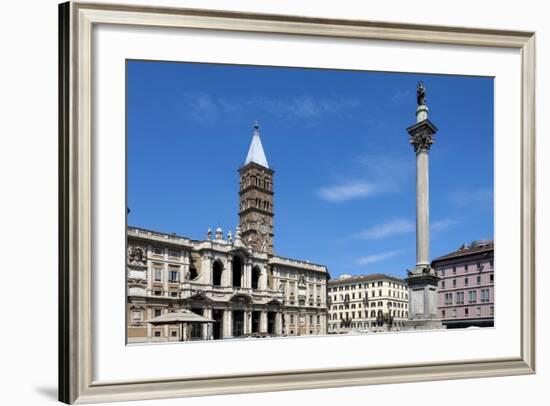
[
  {"x1": 251, "y1": 266, "x2": 261, "y2": 290},
  {"x1": 212, "y1": 261, "x2": 223, "y2": 286},
  {"x1": 232, "y1": 256, "x2": 243, "y2": 288}
]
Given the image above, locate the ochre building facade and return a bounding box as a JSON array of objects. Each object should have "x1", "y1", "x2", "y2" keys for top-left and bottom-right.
[{"x1": 327, "y1": 274, "x2": 409, "y2": 334}]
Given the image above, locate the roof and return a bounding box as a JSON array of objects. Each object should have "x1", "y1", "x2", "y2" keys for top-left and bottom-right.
[
  {"x1": 147, "y1": 309, "x2": 215, "y2": 325},
  {"x1": 244, "y1": 123, "x2": 269, "y2": 168},
  {"x1": 432, "y1": 240, "x2": 494, "y2": 263},
  {"x1": 269, "y1": 255, "x2": 328, "y2": 274},
  {"x1": 328, "y1": 273, "x2": 405, "y2": 285}
]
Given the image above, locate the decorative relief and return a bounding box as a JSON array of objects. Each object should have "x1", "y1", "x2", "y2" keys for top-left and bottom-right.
[
  {"x1": 298, "y1": 274, "x2": 306, "y2": 288},
  {"x1": 410, "y1": 130, "x2": 434, "y2": 153},
  {"x1": 127, "y1": 246, "x2": 147, "y2": 265}
]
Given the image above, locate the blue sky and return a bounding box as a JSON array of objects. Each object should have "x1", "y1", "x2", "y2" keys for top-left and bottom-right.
[{"x1": 127, "y1": 60, "x2": 494, "y2": 279}]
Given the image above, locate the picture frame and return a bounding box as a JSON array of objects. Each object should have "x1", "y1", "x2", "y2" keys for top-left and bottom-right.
[{"x1": 59, "y1": 1, "x2": 536, "y2": 404}]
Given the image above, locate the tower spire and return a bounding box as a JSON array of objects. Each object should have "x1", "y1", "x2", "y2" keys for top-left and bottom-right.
[
  {"x1": 244, "y1": 121, "x2": 269, "y2": 168},
  {"x1": 239, "y1": 121, "x2": 275, "y2": 255}
]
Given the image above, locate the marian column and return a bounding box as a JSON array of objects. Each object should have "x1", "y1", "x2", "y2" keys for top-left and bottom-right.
[{"x1": 405, "y1": 82, "x2": 443, "y2": 330}]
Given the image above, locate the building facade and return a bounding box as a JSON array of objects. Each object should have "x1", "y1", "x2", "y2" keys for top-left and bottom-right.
[
  {"x1": 433, "y1": 240, "x2": 494, "y2": 328},
  {"x1": 127, "y1": 124, "x2": 329, "y2": 343},
  {"x1": 327, "y1": 274, "x2": 409, "y2": 334}
]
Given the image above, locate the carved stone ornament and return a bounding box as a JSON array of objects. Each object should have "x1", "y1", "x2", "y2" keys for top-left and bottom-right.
[
  {"x1": 409, "y1": 130, "x2": 434, "y2": 153},
  {"x1": 298, "y1": 274, "x2": 306, "y2": 287},
  {"x1": 128, "y1": 246, "x2": 146, "y2": 265}
]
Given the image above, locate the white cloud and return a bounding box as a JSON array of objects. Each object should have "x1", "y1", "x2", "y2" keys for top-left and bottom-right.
[
  {"x1": 317, "y1": 153, "x2": 413, "y2": 203},
  {"x1": 391, "y1": 89, "x2": 410, "y2": 104},
  {"x1": 262, "y1": 95, "x2": 360, "y2": 119},
  {"x1": 432, "y1": 218, "x2": 459, "y2": 232},
  {"x1": 356, "y1": 250, "x2": 400, "y2": 266},
  {"x1": 449, "y1": 188, "x2": 493, "y2": 208},
  {"x1": 181, "y1": 93, "x2": 361, "y2": 123},
  {"x1": 317, "y1": 182, "x2": 378, "y2": 202},
  {"x1": 355, "y1": 219, "x2": 414, "y2": 240},
  {"x1": 182, "y1": 93, "x2": 219, "y2": 122}
]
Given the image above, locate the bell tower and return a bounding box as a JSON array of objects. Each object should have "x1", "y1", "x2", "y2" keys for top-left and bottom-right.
[{"x1": 239, "y1": 122, "x2": 274, "y2": 255}]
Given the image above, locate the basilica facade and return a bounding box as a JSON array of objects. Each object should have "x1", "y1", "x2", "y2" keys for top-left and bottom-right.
[{"x1": 127, "y1": 124, "x2": 329, "y2": 343}]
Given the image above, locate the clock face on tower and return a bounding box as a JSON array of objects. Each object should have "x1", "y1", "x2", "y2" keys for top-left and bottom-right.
[{"x1": 259, "y1": 222, "x2": 268, "y2": 235}]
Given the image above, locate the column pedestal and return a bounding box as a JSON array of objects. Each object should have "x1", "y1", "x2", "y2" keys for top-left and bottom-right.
[{"x1": 405, "y1": 274, "x2": 443, "y2": 330}]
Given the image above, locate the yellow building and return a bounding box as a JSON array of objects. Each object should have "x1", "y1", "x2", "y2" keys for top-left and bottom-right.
[{"x1": 327, "y1": 274, "x2": 409, "y2": 333}]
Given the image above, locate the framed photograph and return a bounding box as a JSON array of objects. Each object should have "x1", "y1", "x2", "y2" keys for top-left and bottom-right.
[{"x1": 59, "y1": 1, "x2": 535, "y2": 404}]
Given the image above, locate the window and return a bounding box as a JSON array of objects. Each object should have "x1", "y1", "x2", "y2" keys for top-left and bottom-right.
[
  {"x1": 251, "y1": 266, "x2": 261, "y2": 290},
  {"x1": 154, "y1": 290, "x2": 162, "y2": 296},
  {"x1": 456, "y1": 291, "x2": 464, "y2": 304},
  {"x1": 476, "y1": 307, "x2": 481, "y2": 316},
  {"x1": 445, "y1": 293, "x2": 453, "y2": 305},
  {"x1": 441, "y1": 280, "x2": 446, "y2": 289},
  {"x1": 169, "y1": 270, "x2": 179, "y2": 282},
  {"x1": 168, "y1": 250, "x2": 179, "y2": 258},
  {"x1": 481, "y1": 288, "x2": 490, "y2": 302},
  {"x1": 464, "y1": 277, "x2": 469, "y2": 286},
  {"x1": 290, "y1": 315, "x2": 294, "y2": 324},
  {"x1": 171, "y1": 330, "x2": 177, "y2": 337},
  {"x1": 490, "y1": 274, "x2": 494, "y2": 282},
  {"x1": 490, "y1": 260, "x2": 494, "y2": 268},
  {"x1": 154, "y1": 331, "x2": 161, "y2": 337},
  {"x1": 464, "y1": 264, "x2": 468, "y2": 272},
  {"x1": 442, "y1": 310, "x2": 446, "y2": 318},
  {"x1": 464, "y1": 308, "x2": 469, "y2": 317},
  {"x1": 152, "y1": 247, "x2": 163, "y2": 256},
  {"x1": 232, "y1": 256, "x2": 243, "y2": 287},
  {"x1": 453, "y1": 279, "x2": 457, "y2": 288},
  {"x1": 477, "y1": 275, "x2": 481, "y2": 285},
  {"x1": 154, "y1": 309, "x2": 162, "y2": 317},
  {"x1": 309, "y1": 315, "x2": 313, "y2": 324},
  {"x1": 490, "y1": 306, "x2": 494, "y2": 316},
  {"x1": 453, "y1": 266, "x2": 456, "y2": 274},
  {"x1": 468, "y1": 290, "x2": 477, "y2": 303},
  {"x1": 452, "y1": 309, "x2": 457, "y2": 318},
  {"x1": 212, "y1": 261, "x2": 223, "y2": 286},
  {"x1": 317, "y1": 315, "x2": 320, "y2": 324},
  {"x1": 154, "y1": 267, "x2": 162, "y2": 282},
  {"x1": 378, "y1": 290, "x2": 382, "y2": 297}
]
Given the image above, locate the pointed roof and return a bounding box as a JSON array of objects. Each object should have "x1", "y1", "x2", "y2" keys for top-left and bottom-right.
[{"x1": 244, "y1": 122, "x2": 269, "y2": 168}]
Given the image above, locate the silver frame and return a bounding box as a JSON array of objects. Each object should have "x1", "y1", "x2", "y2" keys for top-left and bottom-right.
[{"x1": 59, "y1": 1, "x2": 536, "y2": 403}]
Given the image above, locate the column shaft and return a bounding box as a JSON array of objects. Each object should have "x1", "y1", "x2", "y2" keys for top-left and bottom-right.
[
  {"x1": 416, "y1": 150, "x2": 430, "y2": 267},
  {"x1": 260, "y1": 311, "x2": 268, "y2": 333}
]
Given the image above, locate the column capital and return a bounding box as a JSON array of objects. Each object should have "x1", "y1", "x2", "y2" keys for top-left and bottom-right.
[{"x1": 407, "y1": 120, "x2": 438, "y2": 153}]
